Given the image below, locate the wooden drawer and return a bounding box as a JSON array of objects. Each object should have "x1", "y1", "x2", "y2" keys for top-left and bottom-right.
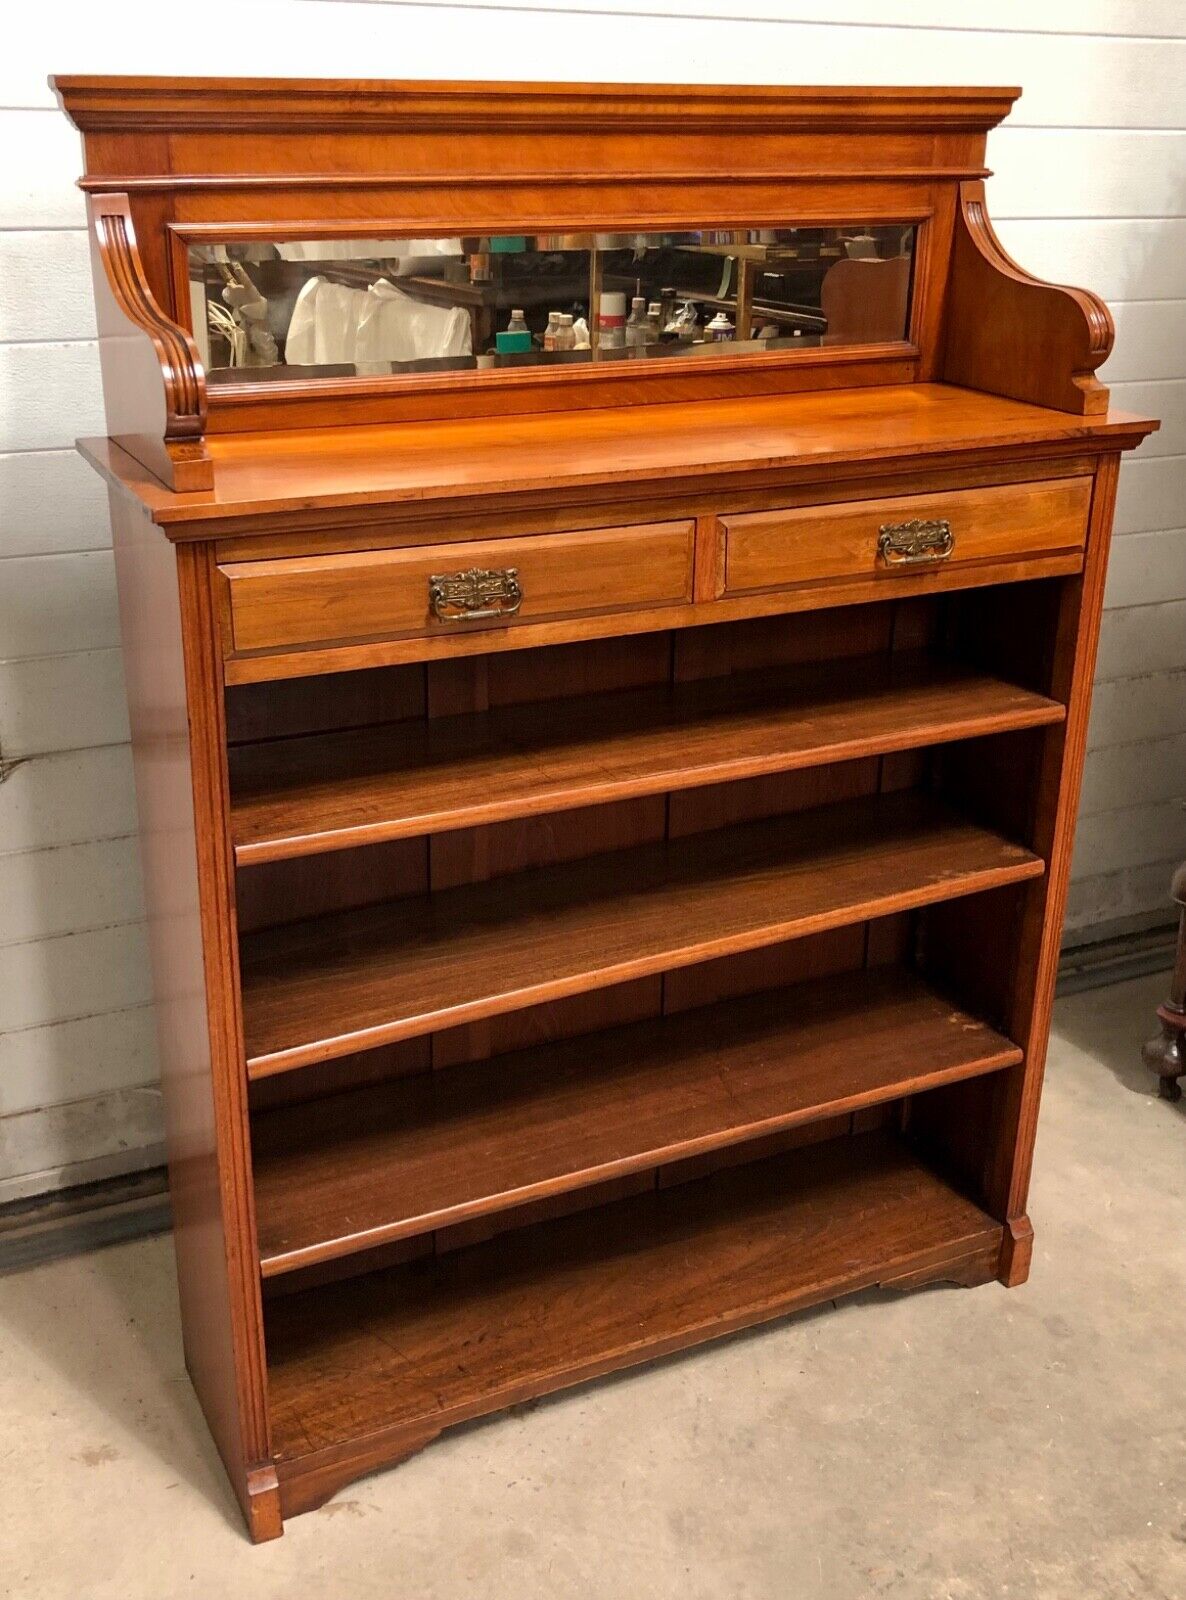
[
  {"x1": 722, "y1": 478, "x2": 1091, "y2": 596},
  {"x1": 220, "y1": 520, "x2": 695, "y2": 654}
]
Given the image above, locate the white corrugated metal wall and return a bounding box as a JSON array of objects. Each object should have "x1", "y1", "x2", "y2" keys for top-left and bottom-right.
[{"x1": 1, "y1": 0, "x2": 1182, "y2": 1198}]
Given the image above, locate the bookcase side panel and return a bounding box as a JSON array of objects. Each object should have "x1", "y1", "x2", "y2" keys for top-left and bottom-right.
[
  {"x1": 994, "y1": 453, "x2": 1124, "y2": 1240},
  {"x1": 108, "y1": 494, "x2": 277, "y2": 1540}
]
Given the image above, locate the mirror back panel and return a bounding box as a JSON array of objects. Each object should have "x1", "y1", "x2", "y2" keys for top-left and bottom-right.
[
  {"x1": 192, "y1": 226, "x2": 917, "y2": 384},
  {"x1": 57, "y1": 78, "x2": 1019, "y2": 429}
]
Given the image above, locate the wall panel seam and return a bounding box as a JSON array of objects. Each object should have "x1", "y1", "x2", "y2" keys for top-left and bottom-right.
[
  {"x1": 0, "y1": 1001, "x2": 156, "y2": 1038},
  {"x1": 0, "y1": 917, "x2": 148, "y2": 953},
  {"x1": 0, "y1": 831, "x2": 140, "y2": 862}
]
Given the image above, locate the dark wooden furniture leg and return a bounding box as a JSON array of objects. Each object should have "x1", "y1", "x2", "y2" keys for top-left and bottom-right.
[{"x1": 1143, "y1": 862, "x2": 1186, "y2": 1101}]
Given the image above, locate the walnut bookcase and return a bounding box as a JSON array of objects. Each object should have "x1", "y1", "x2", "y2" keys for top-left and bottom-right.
[{"x1": 54, "y1": 75, "x2": 1157, "y2": 1541}]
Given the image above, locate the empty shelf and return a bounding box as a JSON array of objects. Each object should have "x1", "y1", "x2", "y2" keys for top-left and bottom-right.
[
  {"x1": 252, "y1": 967, "x2": 1021, "y2": 1275},
  {"x1": 229, "y1": 653, "x2": 1064, "y2": 864},
  {"x1": 265, "y1": 1130, "x2": 1003, "y2": 1464},
  {"x1": 239, "y1": 789, "x2": 1044, "y2": 1077}
]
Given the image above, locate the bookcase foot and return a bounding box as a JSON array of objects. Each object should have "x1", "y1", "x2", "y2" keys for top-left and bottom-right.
[
  {"x1": 244, "y1": 1465, "x2": 283, "y2": 1544},
  {"x1": 997, "y1": 1215, "x2": 1034, "y2": 1287}
]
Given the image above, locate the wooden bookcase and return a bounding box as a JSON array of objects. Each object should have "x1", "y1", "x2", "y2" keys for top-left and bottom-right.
[{"x1": 54, "y1": 76, "x2": 1157, "y2": 1541}]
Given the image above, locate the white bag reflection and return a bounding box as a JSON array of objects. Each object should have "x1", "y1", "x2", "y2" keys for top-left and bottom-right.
[{"x1": 285, "y1": 276, "x2": 473, "y2": 368}]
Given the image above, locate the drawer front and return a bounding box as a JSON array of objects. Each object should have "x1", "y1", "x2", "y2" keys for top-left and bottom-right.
[
  {"x1": 722, "y1": 478, "x2": 1091, "y2": 596},
  {"x1": 221, "y1": 520, "x2": 695, "y2": 654}
]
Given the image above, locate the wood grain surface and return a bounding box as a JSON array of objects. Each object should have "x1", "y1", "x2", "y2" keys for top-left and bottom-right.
[
  {"x1": 264, "y1": 1129, "x2": 1002, "y2": 1460},
  {"x1": 229, "y1": 652, "x2": 1064, "y2": 864},
  {"x1": 252, "y1": 966, "x2": 1020, "y2": 1275},
  {"x1": 79, "y1": 386, "x2": 1155, "y2": 530},
  {"x1": 723, "y1": 476, "x2": 1090, "y2": 593},
  {"x1": 221, "y1": 521, "x2": 695, "y2": 653},
  {"x1": 239, "y1": 789, "x2": 1044, "y2": 1076}
]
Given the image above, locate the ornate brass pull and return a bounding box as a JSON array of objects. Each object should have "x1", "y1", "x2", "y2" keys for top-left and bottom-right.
[
  {"x1": 428, "y1": 566, "x2": 523, "y2": 622},
  {"x1": 877, "y1": 518, "x2": 955, "y2": 567}
]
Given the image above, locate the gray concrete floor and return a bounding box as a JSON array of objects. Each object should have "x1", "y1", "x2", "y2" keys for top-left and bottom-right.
[{"x1": 1, "y1": 972, "x2": 1184, "y2": 1600}]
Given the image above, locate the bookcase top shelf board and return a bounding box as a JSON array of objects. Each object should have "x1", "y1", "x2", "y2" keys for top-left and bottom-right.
[{"x1": 79, "y1": 386, "x2": 1155, "y2": 531}]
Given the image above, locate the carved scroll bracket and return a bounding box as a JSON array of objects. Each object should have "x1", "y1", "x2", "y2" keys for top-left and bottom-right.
[
  {"x1": 87, "y1": 193, "x2": 212, "y2": 492},
  {"x1": 943, "y1": 180, "x2": 1114, "y2": 416}
]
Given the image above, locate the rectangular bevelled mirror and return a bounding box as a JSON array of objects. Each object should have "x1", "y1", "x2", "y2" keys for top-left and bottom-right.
[{"x1": 188, "y1": 225, "x2": 916, "y2": 384}]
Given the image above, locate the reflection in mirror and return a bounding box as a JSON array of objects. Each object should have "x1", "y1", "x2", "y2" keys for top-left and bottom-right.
[{"x1": 189, "y1": 227, "x2": 915, "y2": 383}]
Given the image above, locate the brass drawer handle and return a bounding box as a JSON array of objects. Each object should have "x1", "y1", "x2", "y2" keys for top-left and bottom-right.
[
  {"x1": 429, "y1": 566, "x2": 523, "y2": 622},
  {"x1": 877, "y1": 518, "x2": 954, "y2": 566}
]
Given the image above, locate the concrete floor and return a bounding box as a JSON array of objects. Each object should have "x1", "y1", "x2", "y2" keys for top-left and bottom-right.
[{"x1": 1, "y1": 972, "x2": 1184, "y2": 1600}]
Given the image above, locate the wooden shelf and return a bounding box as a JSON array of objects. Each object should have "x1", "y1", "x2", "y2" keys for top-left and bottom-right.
[
  {"x1": 265, "y1": 1129, "x2": 1003, "y2": 1465},
  {"x1": 239, "y1": 789, "x2": 1043, "y2": 1077},
  {"x1": 229, "y1": 654, "x2": 1064, "y2": 865},
  {"x1": 252, "y1": 967, "x2": 1020, "y2": 1275},
  {"x1": 80, "y1": 385, "x2": 1155, "y2": 530}
]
